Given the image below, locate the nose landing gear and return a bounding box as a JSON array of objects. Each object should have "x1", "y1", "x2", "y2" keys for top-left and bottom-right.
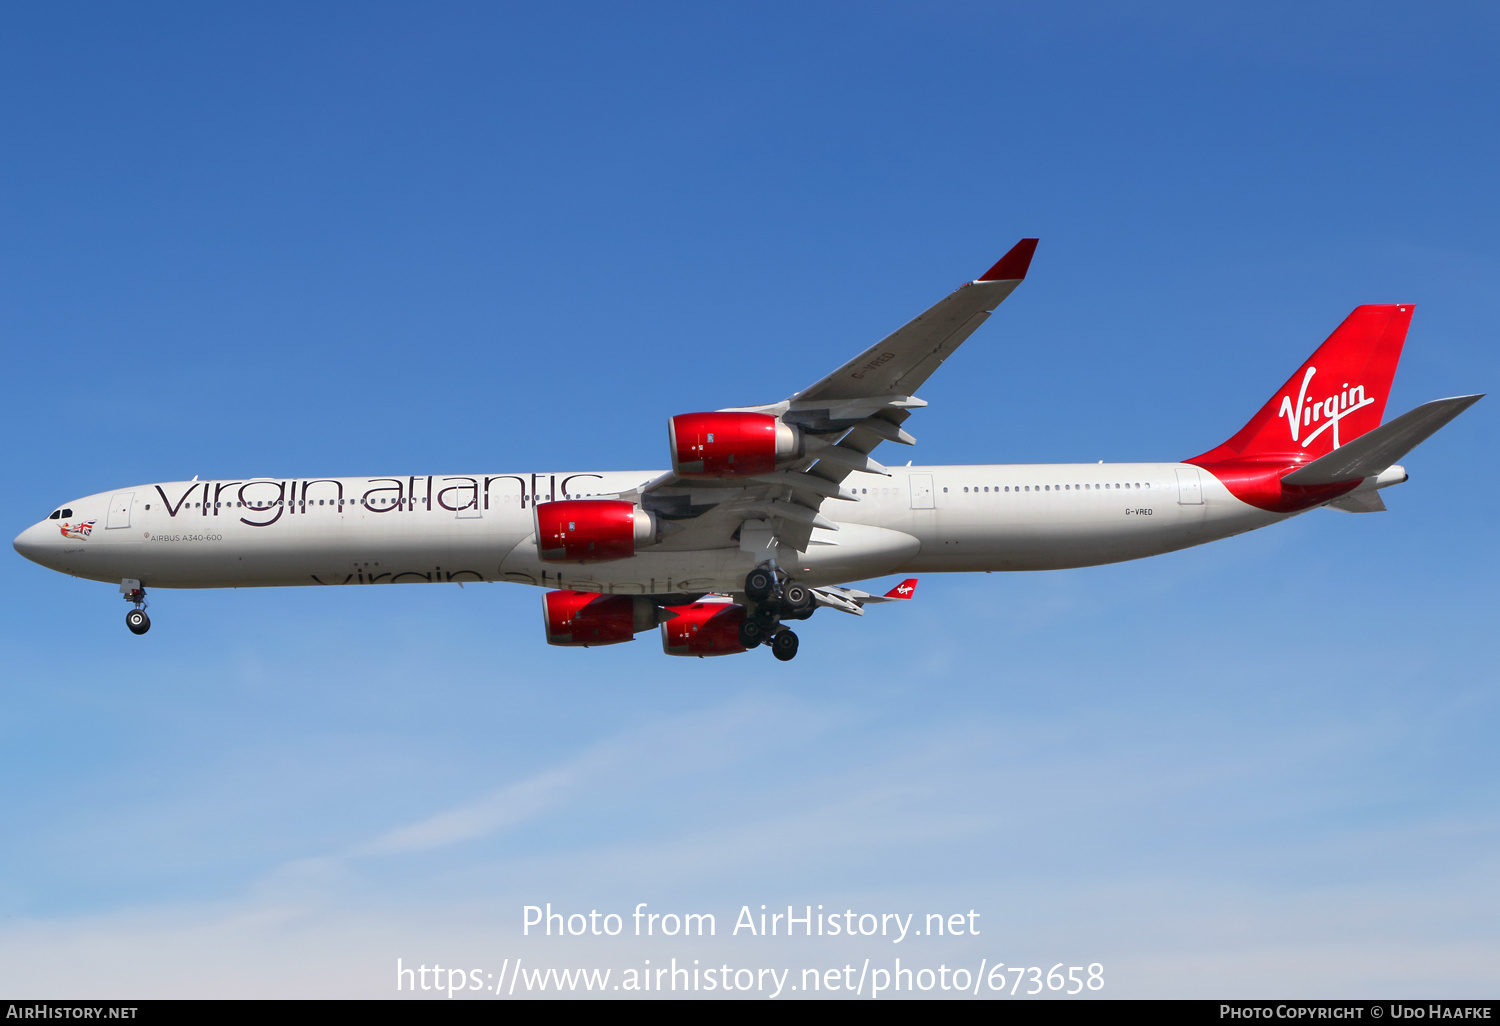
[{"x1": 122, "y1": 579, "x2": 150, "y2": 635}]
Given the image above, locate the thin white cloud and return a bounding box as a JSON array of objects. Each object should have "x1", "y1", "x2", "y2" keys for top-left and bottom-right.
[
  {"x1": 345, "y1": 692, "x2": 841, "y2": 859},
  {"x1": 3, "y1": 693, "x2": 1497, "y2": 998}
]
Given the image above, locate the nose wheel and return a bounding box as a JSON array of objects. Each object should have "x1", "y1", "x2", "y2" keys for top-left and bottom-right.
[{"x1": 122, "y1": 580, "x2": 150, "y2": 635}]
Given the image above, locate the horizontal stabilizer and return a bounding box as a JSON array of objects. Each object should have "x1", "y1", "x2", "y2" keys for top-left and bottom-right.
[
  {"x1": 1326, "y1": 491, "x2": 1387, "y2": 513},
  {"x1": 1282, "y1": 394, "x2": 1483, "y2": 486}
]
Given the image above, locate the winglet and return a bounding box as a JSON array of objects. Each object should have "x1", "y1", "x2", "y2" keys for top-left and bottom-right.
[
  {"x1": 884, "y1": 578, "x2": 918, "y2": 599},
  {"x1": 976, "y1": 238, "x2": 1039, "y2": 282}
]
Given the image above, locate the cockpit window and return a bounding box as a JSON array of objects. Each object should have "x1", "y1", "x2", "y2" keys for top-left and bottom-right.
[
  {"x1": 62, "y1": 508, "x2": 72, "y2": 518},
  {"x1": 48, "y1": 508, "x2": 73, "y2": 519},
  {"x1": 49, "y1": 510, "x2": 60, "y2": 519}
]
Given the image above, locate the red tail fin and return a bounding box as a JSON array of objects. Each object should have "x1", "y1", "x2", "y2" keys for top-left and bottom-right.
[{"x1": 1190, "y1": 305, "x2": 1413, "y2": 464}]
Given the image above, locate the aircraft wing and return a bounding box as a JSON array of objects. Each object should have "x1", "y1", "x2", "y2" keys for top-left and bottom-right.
[
  {"x1": 635, "y1": 240, "x2": 1037, "y2": 554},
  {"x1": 792, "y1": 238, "x2": 1038, "y2": 404},
  {"x1": 811, "y1": 578, "x2": 920, "y2": 615}
]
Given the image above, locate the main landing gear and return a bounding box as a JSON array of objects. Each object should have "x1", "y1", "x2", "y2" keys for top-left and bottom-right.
[
  {"x1": 739, "y1": 566, "x2": 814, "y2": 661},
  {"x1": 122, "y1": 579, "x2": 150, "y2": 635}
]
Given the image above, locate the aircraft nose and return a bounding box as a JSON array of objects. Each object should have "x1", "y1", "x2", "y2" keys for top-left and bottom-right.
[{"x1": 13, "y1": 521, "x2": 54, "y2": 566}]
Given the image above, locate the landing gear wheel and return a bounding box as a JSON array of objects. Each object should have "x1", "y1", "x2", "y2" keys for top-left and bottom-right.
[
  {"x1": 126, "y1": 609, "x2": 151, "y2": 635},
  {"x1": 738, "y1": 618, "x2": 768, "y2": 649},
  {"x1": 751, "y1": 604, "x2": 779, "y2": 629},
  {"x1": 771, "y1": 629, "x2": 799, "y2": 662},
  {"x1": 781, "y1": 583, "x2": 813, "y2": 614},
  {"x1": 745, "y1": 568, "x2": 776, "y2": 603}
]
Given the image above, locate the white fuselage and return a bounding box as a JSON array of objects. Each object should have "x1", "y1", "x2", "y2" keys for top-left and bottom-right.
[{"x1": 14, "y1": 463, "x2": 1286, "y2": 596}]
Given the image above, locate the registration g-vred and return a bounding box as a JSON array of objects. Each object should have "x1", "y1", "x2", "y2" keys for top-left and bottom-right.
[{"x1": 14, "y1": 240, "x2": 1481, "y2": 661}]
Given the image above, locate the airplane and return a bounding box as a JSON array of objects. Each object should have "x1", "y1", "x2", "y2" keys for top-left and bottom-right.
[{"x1": 12, "y1": 239, "x2": 1482, "y2": 661}]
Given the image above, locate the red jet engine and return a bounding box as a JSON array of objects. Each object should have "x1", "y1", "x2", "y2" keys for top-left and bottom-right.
[
  {"x1": 534, "y1": 500, "x2": 656, "y2": 563},
  {"x1": 659, "y1": 600, "x2": 747, "y2": 657},
  {"x1": 668, "y1": 412, "x2": 800, "y2": 478},
  {"x1": 542, "y1": 590, "x2": 659, "y2": 647}
]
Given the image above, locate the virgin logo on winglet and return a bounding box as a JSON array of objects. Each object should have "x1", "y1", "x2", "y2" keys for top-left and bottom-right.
[{"x1": 1278, "y1": 366, "x2": 1375, "y2": 449}]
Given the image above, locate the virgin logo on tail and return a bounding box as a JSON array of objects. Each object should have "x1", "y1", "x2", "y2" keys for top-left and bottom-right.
[{"x1": 1277, "y1": 366, "x2": 1375, "y2": 449}]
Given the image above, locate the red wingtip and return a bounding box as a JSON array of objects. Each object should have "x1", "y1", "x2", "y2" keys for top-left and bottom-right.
[
  {"x1": 884, "y1": 579, "x2": 918, "y2": 600},
  {"x1": 977, "y1": 238, "x2": 1039, "y2": 282}
]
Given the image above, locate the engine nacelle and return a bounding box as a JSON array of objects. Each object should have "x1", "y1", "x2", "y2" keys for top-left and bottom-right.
[
  {"x1": 668, "y1": 412, "x2": 800, "y2": 478},
  {"x1": 542, "y1": 590, "x2": 658, "y2": 647},
  {"x1": 660, "y1": 600, "x2": 747, "y2": 657},
  {"x1": 535, "y1": 499, "x2": 655, "y2": 563}
]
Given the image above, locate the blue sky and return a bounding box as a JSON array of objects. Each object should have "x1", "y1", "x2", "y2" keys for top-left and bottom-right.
[{"x1": 2, "y1": 2, "x2": 1496, "y2": 998}]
